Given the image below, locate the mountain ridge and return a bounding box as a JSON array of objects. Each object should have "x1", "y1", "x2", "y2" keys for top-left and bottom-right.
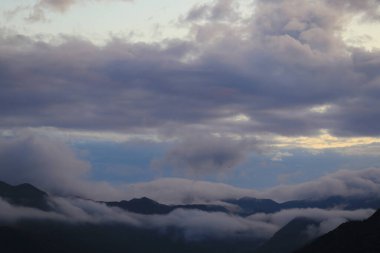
[
  {"x1": 295, "y1": 209, "x2": 380, "y2": 253},
  {"x1": 0, "y1": 180, "x2": 51, "y2": 211}
]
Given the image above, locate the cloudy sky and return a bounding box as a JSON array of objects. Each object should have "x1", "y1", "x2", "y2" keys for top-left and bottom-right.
[{"x1": 1, "y1": 0, "x2": 380, "y2": 201}]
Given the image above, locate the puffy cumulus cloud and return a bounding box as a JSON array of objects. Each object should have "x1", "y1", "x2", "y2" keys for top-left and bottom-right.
[
  {"x1": 155, "y1": 135, "x2": 259, "y2": 176},
  {"x1": 0, "y1": 132, "x2": 124, "y2": 201},
  {"x1": 264, "y1": 168, "x2": 380, "y2": 201}
]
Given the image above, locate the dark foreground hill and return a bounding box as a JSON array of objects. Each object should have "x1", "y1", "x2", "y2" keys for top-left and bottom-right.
[
  {"x1": 0, "y1": 181, "x2": 50, "y2": 211},
  {"x1": 254, "y1": 217, "x2": 319, "y2": 253},
  {"x1": 0, "y1": 220, "x2": 263, "y2": 253},
  {"x1": 295, "y1": 209, "x2": 380, "y2": 253}
]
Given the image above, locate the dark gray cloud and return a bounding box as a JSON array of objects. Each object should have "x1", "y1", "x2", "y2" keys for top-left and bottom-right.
[
  {"x1": 156, "y1": 135, "x2": 259, "y2": 176},
  {"x1": 0, "y1": 0, "x2": 380, "y2": 139}
]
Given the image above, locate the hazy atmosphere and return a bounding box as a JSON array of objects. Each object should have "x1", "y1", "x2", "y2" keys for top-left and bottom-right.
[{"x1": 1, "y1": 1, "x2": 380, "y2": 252}]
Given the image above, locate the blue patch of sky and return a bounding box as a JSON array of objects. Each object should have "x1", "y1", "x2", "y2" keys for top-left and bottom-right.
[
  {"x1": 71, "y1": 141, "x2": 380, "y2": 189},
  {"x1": 230, "y1": 148, "x2": 380, "y2": 190},
  {"x1": 72, "y1": 141, "x2": 169, "y2": 184}
]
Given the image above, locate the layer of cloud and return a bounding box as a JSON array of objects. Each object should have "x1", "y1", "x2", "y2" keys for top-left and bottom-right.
[
  {"x1": 124, "y1": 168, "x2": 380, "y2": 204},
  {"x1": 0, "y1": 0, "x2": 379, "y2": 138},
  {"x1": 0, "y1": 196, "x2": 374, "y2": 241},
  {"x1": 247, "y1": 207, "x2": 375, "y2": 238},
  {"x1": 0, "y1": 196, "x2": 272, "y2": 240},
  {"x1": 264, "y1": 168, "x2": 380, "y2": 201}
]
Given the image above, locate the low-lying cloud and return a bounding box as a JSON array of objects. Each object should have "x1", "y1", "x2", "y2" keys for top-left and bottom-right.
[
  {"x1": 0, "y1": 196, "x2": 374, "y2": 241},
  {"x1": 248, "y1": 208, "x2": 375, "y2": 237},
  {"x1": 264, "y1": 168, "x2": 380, "y2": 201},
  {"x1": 123, "y1": 168, "x2": 380, "y2": 204}
]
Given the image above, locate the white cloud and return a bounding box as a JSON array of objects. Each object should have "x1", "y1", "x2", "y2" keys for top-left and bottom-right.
[{"x1": 0, "y1": 132, "x2": 125, "y2": 201}]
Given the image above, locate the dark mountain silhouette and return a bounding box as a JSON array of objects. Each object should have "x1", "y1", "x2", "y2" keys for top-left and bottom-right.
[
  {"x1": 295, "y1": 209, "x2": 380, "y2": 253},
  {"x1": 106, "y1": 197, "x2": 228, "y2": 215},
  {"x1": 281, "y1": 195, "x2": 380, "y2": 211},
  {"x1": 225, "y1": 195, "x2": 380, "y2": 216},
  {"x1": 226, "y1": 197, "x2": 281, "y2": 216},
  {"x1": 0, "y1": 181, "x2": 50, "y2": 211},
  {"x1": 106, "y1": 197, "x2": 174, "y2": 214},
  {"x1": 0, "y1": 181, "x2": 228, "y2": 215},
  {"x1": 254, "y1": 217, "x2": 319, "y2": 253}
]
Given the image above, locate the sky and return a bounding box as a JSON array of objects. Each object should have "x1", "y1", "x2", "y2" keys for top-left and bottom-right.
[{"x1": 1, "y1": 0, "x2": 380, "y2": 202}]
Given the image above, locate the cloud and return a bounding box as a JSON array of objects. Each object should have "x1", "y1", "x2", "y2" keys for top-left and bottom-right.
[
  {"x1": 184, "y1": 0, "x2": 240, "y2": 22},
  {"x1": 123, "y1": 177, "x2": 257, "y2": 204},
  {"x1": 0, "y1": 132, "x2": 124, "y2": 201},
  {"x1": 35, "y1": 0, "x2": 133, "y2": 12},
  {"x1": 0, "y1": 196, "x2": 278, "y2": 240},
  {"x1": 0, "y1": 0, "x2": 380, "y2": 138},
  {"x1": 264, "y1": 168, "x2": 380, "y2": 201},
  {"x1": 247, "y1": 207, "x2": 375, "y2": 237},
  {"x1": 0, "y1": 198, "x2": 64, "y2": 223},
  {"x1": 122, "y1": 167, "x2": 380, "y2": 204},
  {"x1": 0, "y1": 196, "x2": 275, "y2": 240},
  {"x1": 144, "y1": 208, "x2": 277, "y2": 240},
  {"x1": 0, "y1": 196, "x2": 374, "y2": 241},
  {"x1": 8, "y1": 0, "x2": 133, "y2": 22},
  {"x1": 1, "y1": 131, "x2": 379, "y2": 204},
  {"x1": 271, "y1": 151, "x2": 293, "y2": 161},
  {"x1": 155, "y1": 134, "x2": 259, "y2": 176}
]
